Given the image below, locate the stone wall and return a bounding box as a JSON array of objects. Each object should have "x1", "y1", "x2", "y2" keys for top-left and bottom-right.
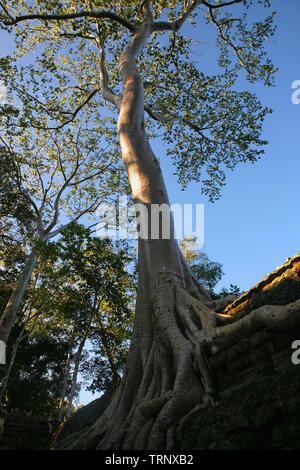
[
  {"x1": 178, "y1": 254, "x2": 300, "y2": 450},
  {"x1": 0, "y1": 409, "x2": 53, "y2": 450}
]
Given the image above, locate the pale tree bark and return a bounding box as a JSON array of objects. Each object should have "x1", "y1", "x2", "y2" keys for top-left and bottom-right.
[
  {"x1": 0, "y1": 336, "x2": 20, "y2": 405},
  {"x1": 95, "y1": 312, "x2": 120, "y2": 387},
  {"x1": 0, "y1": 251, "x2": 39, "y2": 344},
  {"x1": 0, "y1": 306, "x2": 40, "y2": 406},
  {"x1": 70, "y1": 3, "x2": 300, "y2": 450},
  {"x1": 64, "y1": 343, "x2": 84, "y2": 420},
  {"x1": 58, "y1": 325, "x2": 75, "y2": 422},
  {"x1": 65, "y1": 318, "x2": 92, "y2": 420},
  {"x1": 71, "y1": 12, "x2": 219, "y2": 450}
]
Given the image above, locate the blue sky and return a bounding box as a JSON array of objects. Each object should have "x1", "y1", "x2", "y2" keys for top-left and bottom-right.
[
  {"x1": 1, "y1": 0, "x2": 299, "y2": 404},
  {"x1": 158, "y1": 0, "x2": 300, "y2": 293}
]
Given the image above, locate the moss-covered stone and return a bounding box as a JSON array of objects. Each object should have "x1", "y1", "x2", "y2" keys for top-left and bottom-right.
[
  {"x1": 178, "y1": 367, "x2": 300, "y2": 449},
  {"x1": 223, "y1": 254, "x2": 300, "y2": 321},
  {"x1": 0, "y1": 409, "x2": 52, "y2": 450}
]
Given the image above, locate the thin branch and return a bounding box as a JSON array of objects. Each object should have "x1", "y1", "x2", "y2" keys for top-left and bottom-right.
[
  {"x1": 152, "y1": 0, "x2": 243, "y2": 32},
  {"x1": 0, "y1": 136, "x2": 42, "y2": 220},
  {"x1": 41, "y1": 158, "x2": 60, "y2": 212},
  {"x1": 99, "y1": 43, "x2": 121, "y2": 109},
  {"x1": 208, "y1": 7, "x2": 245, "y2": 67},
  {"x1": 49, "y1": 134, "x2": 67, "y2": 182},
  {"x1": 44, "y1": 154, "x2": 81, "y2": 235},
  {"x1": 67, "y1": 163, "x2": 113, "y2": 187},
  {"x1": 59, "y1": 31, "x2": 98, "y2": 43},
  {"x1": 144, "y1": 104, "x2": 211, "y2": 139},
  {"x1": 54, "y1": 88, "x2": 99, "y2": 130},
  {"x1": 47, "y1": 194, "x2": 107, "y2": 239},
  {"x1": 11, "y1": 82, "x2": 92, "y2": 118},
  {"x1": 140, "y1": 0, "x2": 153, "y2": 23},
  {"x1": 29, "y1": 88, "x2": 99, "y2": 131},
  {"x1": 153, "y1": 0, "x2": 202, "y2": 32},
  {"x1": 32, "y1": 147, "x2": 46, "y2": 202},
  {"x1": 2, "y1": 9, "x2": 137, "y2": 32},
  {"x1": 43, "y1": 131, "x2": 90, "y2": 215},
  {"x1": 87, "y1": 220, "x2": 106, "y2": 232},
  {"x1": 202, "y1": 0, "x2": 243, "y2": 8},
  {"x1": 1, "y1": 0, "x2": 244, "y2": 36},
  {"x1": 0, "y1": 233, "x2": 18, "y2": 244}
]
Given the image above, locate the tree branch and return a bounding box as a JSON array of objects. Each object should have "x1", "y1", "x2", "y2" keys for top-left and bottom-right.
[
  {"x1": 51, "y1": 88, "x2": 99, "y2": 130},
  {"x1": 47, "y1": 195, "x2": 107, "y2": 239},
  {"x1": 144, "y1": 104, "x2": 211, "y2": 139},
  {"x1": 202, "y1": 0, "x2": 243, "y2": 8},
  {"x1": 67, "y1": 159, "x2": 114, "y2": 187},
  {"x1": 153, "y1": 0, "x2": 243, "y2": 32},
  {"x1": 1, "y1": 0, "x2": 244, "y2": 35},
  {"x1": 0, "y1": 1, "x2": 13, "y2": 20},
  {"x1": 44, "y1": 153, "x2": 81, "y2": 235},
  {"x1": 29, "y1": 88, "x2": 99, "y2": 131},
  {"x1": 99, "y1": 43, "x2": 121, "y2": 109},
  {"x1": 140, "y1": 0, "x2": 153, "y2": 23},
  {"x1": 0, "y1": 136, "x2": 42, "y2": 223},
  {"x1": 2, "y1": 9, "x2": 137, "y2": 32},
  {"x1": 59, "y1": 31, "x2": 98, "y2": 43},
  {"x1": 153, "y1": 0, "x2": 202, "y2": 32},
  {"x1": 10, "y1": 82, "x2": 99, "y2": 131},
  {"x1": 208, "y1": 7, "x2": 245, "y2": 67}
]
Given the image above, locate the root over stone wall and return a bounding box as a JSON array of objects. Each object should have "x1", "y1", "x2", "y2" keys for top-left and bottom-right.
[{"x1": 177, "y1": 254, "x2": 300, "y2": 450}]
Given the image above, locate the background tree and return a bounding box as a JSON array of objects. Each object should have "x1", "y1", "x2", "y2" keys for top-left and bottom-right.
[
  {"x1": 0, "y1": 146, "x2": 35, "y2": 248},
  {"x1": 0, "y1": 249, "x2": 71, "y2": 415},
  {"x1": 0, "y1": 289, "x2": 70, "y2": 419},
  {"x1": 0, "y1": 0, "x2": 277, "y2": 449},
  {"x1": 48, "y1": 223, "x2": 134, "y2": 421},
  {"x1": 0, "y1": 144, "x2": 35, "y2": 316},
  {"x1": 0, "y1": 223, "x2": 134, "y2": 420},
  {"x1": 0, "y1": 80, "x2": 126, "y2": 343},
  {"x1": 180, "y1": 235, "x2": 242, "y2": 301},
  {"x1": 180, "y1": 236, "x2": 224, "y2": 291}
]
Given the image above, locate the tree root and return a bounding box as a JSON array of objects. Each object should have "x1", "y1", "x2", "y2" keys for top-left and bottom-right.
[
  {"x1": 209, "y1": 298, "x2": 300, "y2": 355},
  {"x1": 69, "y1": 272, "x2": 300, "y2": 451}
]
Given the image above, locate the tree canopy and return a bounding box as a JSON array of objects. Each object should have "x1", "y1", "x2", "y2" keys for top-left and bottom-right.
[{"x1": 0, "y1": 0, "x2": 276, "y2": 201}]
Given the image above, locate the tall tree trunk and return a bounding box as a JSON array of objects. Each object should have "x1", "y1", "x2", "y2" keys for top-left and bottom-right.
[
  {"x1": 70, "y1": 12, "x2": 300, "y2": 453},
  {"x1": 71, "y1": 25, "x2": 217, "y2": 451},
  {"x1": 65, "y1": 325, "x2": 90, "y2": 419},
  {"x1": 58, "y1": 325, "x2": 75, "y2": 422},
  {"x1": 0, "y1": 336, "x2": 20, "y2": 406},
  {"x1": 96, "y1": 312, "x2": 120, "y2": 386},
  {"x1": 0, "y1": 305, "x2": 39, "y2": 406},
  {"x1": 0, "y1": 250, "x2": 39, "y2": 344}
]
